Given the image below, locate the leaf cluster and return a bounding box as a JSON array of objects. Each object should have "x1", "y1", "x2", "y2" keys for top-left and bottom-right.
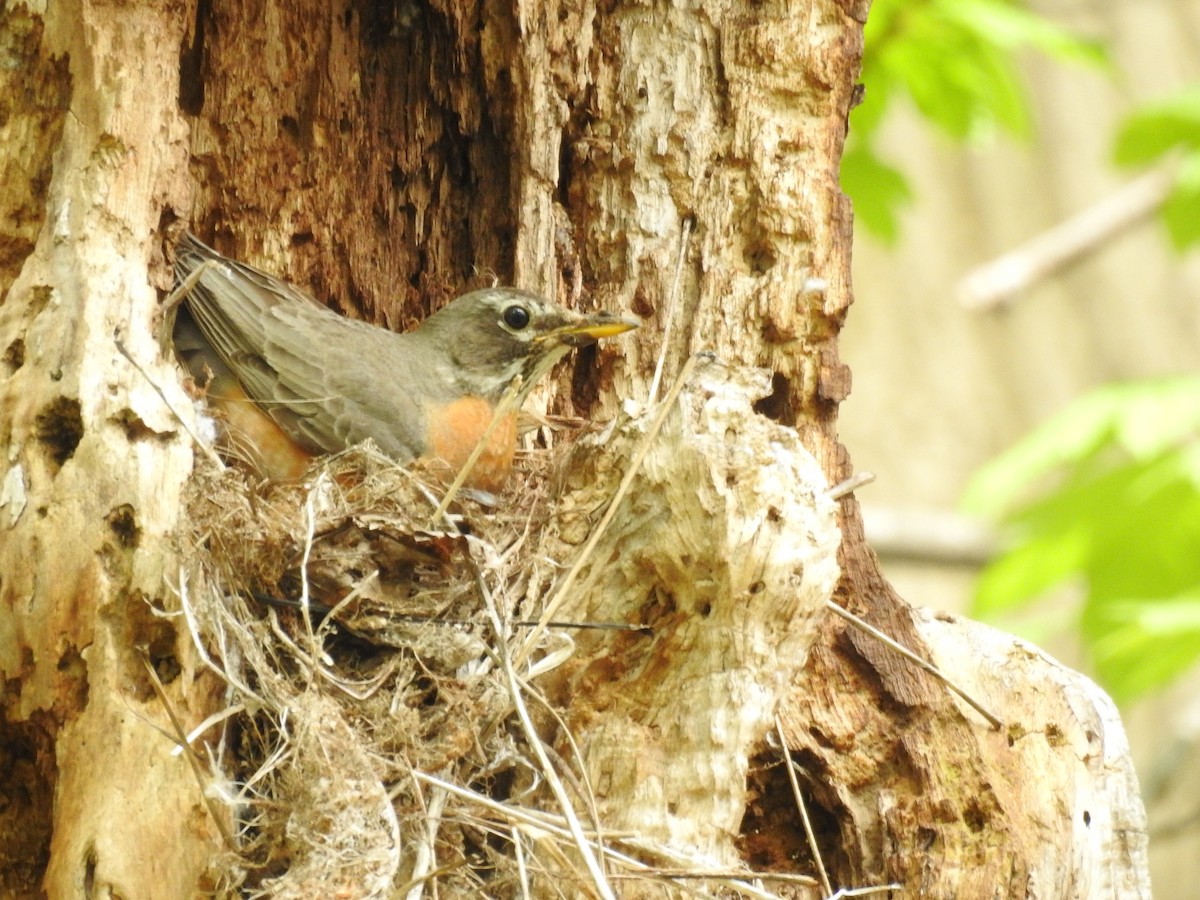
[
  {"x1": 963, "y1": 378, "x2": 1200, "y2": 701},
  {"x1": 1114, "y1": 85, "x2": 1200, "y2": 249},
  {"x1": 844, "y1": 0, "x2": 1104, "y2": 241}
]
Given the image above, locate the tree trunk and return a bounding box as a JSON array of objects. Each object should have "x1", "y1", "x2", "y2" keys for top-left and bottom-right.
[
  {"x1": 0, "y1": 0, "x2": 1150, "y2": 898},
  {"x1": 0, "y1": 1, "x2": 229, "y2": 898}
]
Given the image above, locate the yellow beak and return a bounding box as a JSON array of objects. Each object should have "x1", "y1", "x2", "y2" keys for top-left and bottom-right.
[{"x1": 541, "y1": 313, "x2": 640, "y2": 347}]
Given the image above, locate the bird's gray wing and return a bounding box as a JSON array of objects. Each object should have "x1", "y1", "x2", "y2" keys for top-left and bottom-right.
[{"x1": 175, "y1": 234, "x2": 429, "y2": 460}]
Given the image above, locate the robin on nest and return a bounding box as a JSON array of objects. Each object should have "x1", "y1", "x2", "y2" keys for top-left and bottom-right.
[{"x1": 170, "y1": 233, "x2": 637, "y2": 490}]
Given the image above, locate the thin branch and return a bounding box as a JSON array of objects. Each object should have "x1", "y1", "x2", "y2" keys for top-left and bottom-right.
[
  {"x1": 775, "y1": 714, "x2": 832, "y2": 896},
  {"x1": 862, "y1": 504, "x2": 998, "y2": 568},
  {"x1": 957, "y1": 164, "x2": 1177, "y2": 310},
  {"x1": 826, "y1": 601, "x2": 1003, "y2": 730},
  {"x1": 829, "y1": 471, "x2": 874, "y2": 501},
  {"x1": 140, "y1": 654, "x2": 238, "y2": 851},
  {"x1": 114, "y1": 334, "x2": 224, "y2": 468}
]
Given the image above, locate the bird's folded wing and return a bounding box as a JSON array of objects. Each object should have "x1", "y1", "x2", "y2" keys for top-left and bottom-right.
[{"x1": 176, "y1": 236, "x2": 428, "y2": 461}]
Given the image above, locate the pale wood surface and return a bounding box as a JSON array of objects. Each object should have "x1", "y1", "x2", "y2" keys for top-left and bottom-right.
[{"x1": 0, "y1": 3, "x2": 225, "y2": 897}]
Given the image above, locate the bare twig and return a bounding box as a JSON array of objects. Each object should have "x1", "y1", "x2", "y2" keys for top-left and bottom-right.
[
  {"x1": 862, "y1": 505, "x2": 998, "y2": 567},
  {"x1": 169, "y1": 704, "x2": 246, "y2": 758},
  {"x1": 957, "y1": 163, "x2": 1177, "y2": 310},
  {"x1": 826, "y1": 601, "x2": 1003, "y2": 730},
  {"x1": 775, "y1": 714, "x2": 832, "y2": 896},
  {"x1": 296, "y1": 476, "x2": 325, "y2": 671},
  {"x1": 114, "y1": 334, "x2": 225, "y2": 468},
  {"x1": 512, "y1": 824, "x2": 533, "y2": 899},
  {"x1": 829, "y1": 471, "x2": 875, "y2": 501},
  {"x1": 511, "y1": 667, "x2": 609, "y2": 872},
  {"x1": 140, "y1": 654, "x2": 238, "y2": 850}
]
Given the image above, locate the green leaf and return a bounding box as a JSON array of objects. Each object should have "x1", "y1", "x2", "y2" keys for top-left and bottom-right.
[
  {"x1": 963, "y1": 390, "x2": 1126, "y2": 515},
  {"x1": 1105, "y1": 376, "x2": 1200, "y2": 458},
  {"x1": 851, "y1": 0, "x2": 1108, "y2": 242},
  {"x1": 875, "y1": 16, "x2": 1029, "y2": 140},
  {"x1": 850, "y1": 63, "x2": 894, "y2": 141},
  {"x1": 863, "y1": 0, "x2": 1106, "y2": 144},
  {"x1": 1161, "y1": 154, "x2": 1200, "y2": 250},
  {"x1": 1104, "y1": 595, "x2": 1200, "y2": 633},
  {"x1": 972, "y1": 527, "x2": 1086, "y2": 617},
  {"x1": 1068, "y1": 455, "x2": 1200, "y2": 603},
  {"x1": 962, "y1": 378, "x2": 1200, "y2": 515},
  {"x1": 1089, "y1": 594, "x2": 1200, "y2": 701},
  {"x1": 966, "y1": 379, "x2": 1200, "y2": 701},
  {"x1": 1114, "y1": 85, "x2": 1200, "y2": 166},
  {"x1": 841, "y1": 142, "x2": 913, "y2": 243},
  {"x1": 941, "y1": 0, "x2": 1107, "y2": 66},
  {"x1": 975, "y1": 465, "x2": 1200, "y2": 700}
]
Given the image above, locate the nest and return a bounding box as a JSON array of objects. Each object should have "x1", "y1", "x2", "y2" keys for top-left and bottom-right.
[
  {"x1": 173, "y1": 361, "x2": 846, "y2": 899},
  {"x1": 178, "y1": 438, "x2": 596, "y2": 898}
]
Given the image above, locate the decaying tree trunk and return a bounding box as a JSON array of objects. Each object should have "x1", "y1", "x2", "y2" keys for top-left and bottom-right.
[
  {"x1": 0, "y1": 3, "x2": 223, "y2": 898},
  {"x1": 0, "y1": 0, "x2": 1150, "y2": 897}
]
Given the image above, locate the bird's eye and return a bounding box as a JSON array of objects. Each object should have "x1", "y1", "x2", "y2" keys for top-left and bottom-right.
[{"x1": 502, "y1": 304, "x2": 531, "y2": 330}]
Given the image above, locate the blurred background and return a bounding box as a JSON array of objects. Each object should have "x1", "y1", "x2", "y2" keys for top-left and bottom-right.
[{"x1": 838, "y1": 0, "x2": 1200, "y2": 888}]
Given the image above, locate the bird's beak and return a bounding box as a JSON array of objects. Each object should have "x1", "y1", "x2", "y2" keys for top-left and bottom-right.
[{"x1": 541, "y1": 312, "x2": 640, "y2": 347}]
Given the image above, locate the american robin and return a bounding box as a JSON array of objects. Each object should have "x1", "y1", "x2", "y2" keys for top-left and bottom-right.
[{"x1": 171, "y1": 233, "x2": 637, "y2": 490}]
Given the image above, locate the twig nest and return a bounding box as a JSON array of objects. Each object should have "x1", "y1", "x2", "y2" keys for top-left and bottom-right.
[{"x1": 538, "y1": 357, "x2": 842, "y2": 866}]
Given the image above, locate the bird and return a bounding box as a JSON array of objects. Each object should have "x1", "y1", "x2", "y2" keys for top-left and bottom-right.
[{"x1": 170, "y1": 233, "x2": 638, "y2": 490}]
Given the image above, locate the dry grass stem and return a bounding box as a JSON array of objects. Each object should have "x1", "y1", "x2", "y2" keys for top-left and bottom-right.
[
  {"x1": 774, "y1": 714, "x2": 832, "y2": 896},
  {"x1": 115, "y1": 334, "x2": 226, "y2": 468},
  {"x1": 514, "y1": 353, "x2": 700, "y2": 668},
  {"x1": 648, "y1": 218, "x2": 693, "y2": 405},
  {"x1": 827, "y1": 885, "x2": 904, "y2": 899},
  {"x1": 826, "y1": 601, "x2": 1003, "y2": 729}
]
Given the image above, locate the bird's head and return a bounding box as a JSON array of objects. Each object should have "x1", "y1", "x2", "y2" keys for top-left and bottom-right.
[{"x1": 421, "y1": 288, "x2": 639, "y2": 399}]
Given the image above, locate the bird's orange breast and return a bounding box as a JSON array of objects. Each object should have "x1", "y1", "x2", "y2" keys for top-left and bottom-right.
[
  {"x1": 205, "y1": 386, "x2": 518, "y2": 490},
  {"x1": 204, "y1": 380, "x2": 317, "y2": 482},
  {"x1": 426, "y1": 396, "x2": 518, "y2": 492}
]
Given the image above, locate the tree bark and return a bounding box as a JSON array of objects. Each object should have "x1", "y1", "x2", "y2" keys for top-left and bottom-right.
[
  {"x1": 0, "y1": 2, "x2": 224, "y2": 897},
  {"x1": 0, "y1": 0, "x2": 1150, "y2": 897}
]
